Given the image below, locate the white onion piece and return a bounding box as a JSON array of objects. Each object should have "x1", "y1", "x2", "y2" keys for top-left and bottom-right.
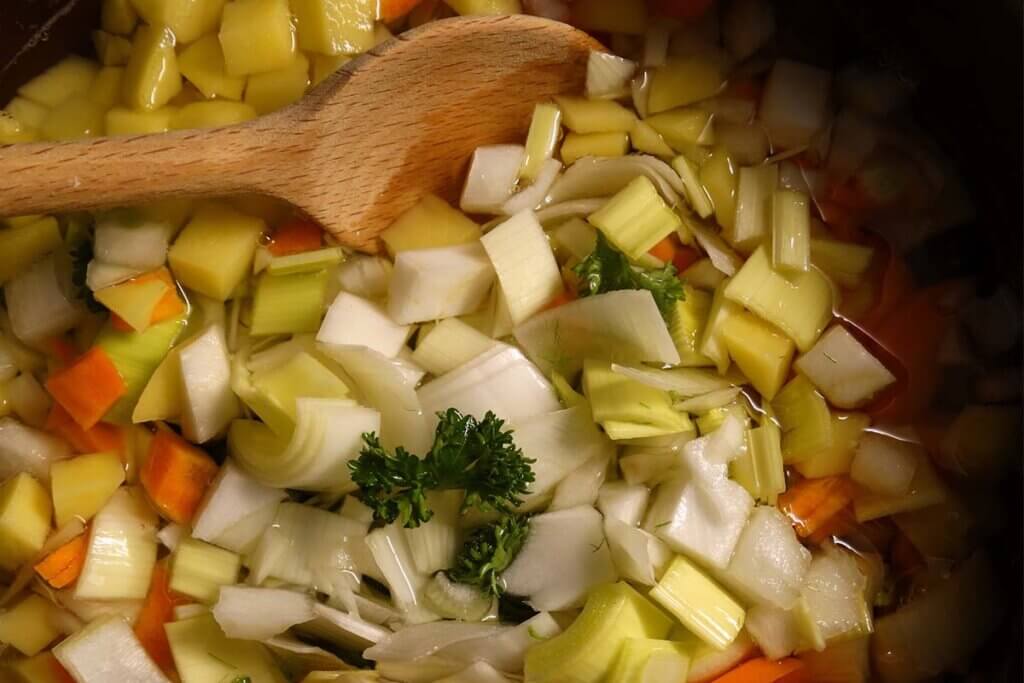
[
  {"x1": 387, "y1": 243, "x2": 496, "y2": 325},
  {"x1": 501, "y1": 159, "x2": 562, "y2": 215},
  {"x1": 191, "y1": 460, "x2": 285, "y2": 549},
  {"x1": 586, "y1": 51, "x2": 637, "y2": 99},
  {"x1": 213, "y1": 586, "x2": 316, "y2": 641},
  {"x1": 75, "y1": 487, "x2": 158, "y2": 601},
  {"x1": 534, "y1": 198, "x2": 607, "y2": 225},
  {"x1": 687, "y1": 218, "x2": 744, "y2": 276},
  {"x1": 5, "y1": 255, "x2": 84, "y2": 343},
  {"x1": 0, "y1": 416, "x2": 70, "y2": 483},
  {"x1": 724, "y1": 0, "x2": 776, "y2": 60},
  {"x1": 545, "y1": 155, "x2": 684, "y2": 206},
  {"x1": 54, "y1": 616, "x2": 170, "y2": 683},
  {"x1": 515, "y1": 290, "x2": 680, "y2": 377},
  {"x1": 334, "y1": 254, "x2": 393, "y2": 299},
  {"x1": 610, "y1": 363, "x2": 742, "y2": 396},
  {"x1": 597, "y1": 481, "x2": 650, "y2": 527},
  {"x1": 439, "y1": 612, "x2": 561, "y2": 674},
  {"x1": 297, "y1": 602, "x2": 392, "y2": 651},
  {"x1": 365, "y1": 622, "x2": 505, "y2": 662},
  {"x1": 93, "y1": 211, "x2": 171, "y2": 269},
  {"x1": 760, "y1": 59, "x2": 832, "y2": 150},
  {"x1": 460, "y1": 145, "x2": 526, "y2": 214},
  {"x1": 85, "y1": 260, "x2": 145, "y2": 291},
  {"x1": 319, "y1": 291, "x2": 412, "y2": 357},
  {"x1": 605, "y1": 517, "x2": 673, "y2": 586},
  {"x1": 549, "y1": 451, "x2": 609, "y2": 511}
]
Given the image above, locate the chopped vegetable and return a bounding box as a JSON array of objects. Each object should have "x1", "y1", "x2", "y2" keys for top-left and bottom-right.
[
  {"x1": 647, "y1": 56, "x2": 724, "y2": 114},
  {"x1": 586, "y1": 51, "x2": 637, "y2": 100},
  {"x1": 387, "y1": 243, "x2": 495, "y2": 325},
  {"x1": 583, "y1": 359, "x2": 692, "y2": 440},
  {"x1": 45, "y1": 346, "x2": 126, "y2": 430},
  {"x1": 51, "y1": 451, "x2": 125, "y2": 526},
  {"x1": 55, "y1": 615, "x2": 170, "y2": 683},
  {"x1": 34, "y1": 531, "x2": 89, "y2": 589},
  {"x1": 772, "y1": 375, "x2": 833, "y2": 464},
  {"x1": 167, "y1": 203, "x2": 263, "y2": 301},
  {"x1": 480, "y1": 210, "x2": 564, "y2": 325},
  {"x1": 574, "y1": 232, "x2": 684, "y2": 317},
  {"x1": 165, "y1": 613, "x2": 281, "y2": 683},
  {"x1": 588, "y1": 176, "x2": 683, "y2": 261},
  {"x1": 460, "y1": 145, "x2": 525, "y2": 214},
  {"x1": 412, "y1": 318, "x2": 495, "y2": 376},
  {"x1": 795, "y1": 326, "x2": 896, "y2": 409},
  {"x1": 520, "y1": 102, "x2": 563, "y2": 180},
  {"x1": 169, "y1": 537, "x2": 240, "y2": 603},
  {"x1": 178, "y1": 324, "x2": 237, "y2": 443},
  {"x1": 853, "y1": 455, "x2": 947, "y2": 522},
  {"x1": 794, "y1": 412, "x2": 869, "y2": 479},
  {"x1": 383, "y1": 194, "x2": 481, "y2": 256},
  {"x1": 771, "y1": 190, "x2": 811, "y2": 272},
  {"x1": 133, "y1": 559, "x2": 188, "y2": 677},
  {"x1": 711, "y1": 657, "x2": 806, "y2": 683},
  {"x1": 140, "y1": 428, "x2": 218, "y2": 524},
  {"x1": 608, "y1": 638, "x2": 690, "y2": 683},
  {"x1": 0, "y1": 593, "x2": 61, "y2": 656},
  {"x1": 721, "y1": 311, "x2": 795, "y2": 400},
  {"x1": 731, "y1": 422, "x2": 785, "y2": 504},
  {"x1": 75, "y1": 486, "x2": 157, "y2": 600},
  {"x1": 0, "y1": 472, "x2": 52, "y2": 571},
  {"x1": 729, "y1": 164, "x2": 779, "y2": 253},
  {"x1": 778, "y1": 476, "x2": 855, "y2": 539},
  {"x1": 759, "y1": 60, "x2": 832, "y2": 150},
  {"x1": 650, "y1": 555, "x2": 746, "y2": 650},
  {"x1": 448, "y1": 512, "x2": 529, "y2": 597}
]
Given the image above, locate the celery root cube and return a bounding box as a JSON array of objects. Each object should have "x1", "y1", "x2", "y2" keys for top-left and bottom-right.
[
  {"x1": 168, "y1": 202, "x2": 265, "y2": 301},
  {"x1": 0, "y1": 472, "x2": 52, "y2": 571},
  {"x1": 219, "y1": 0, "x2": 297, "y2": 76},
  {"x1": 122, "y1": 25, "x2": 182, "y2": 111},
  {"x1": 292, "y1": 0, "x2": 376, "y2": 56}
]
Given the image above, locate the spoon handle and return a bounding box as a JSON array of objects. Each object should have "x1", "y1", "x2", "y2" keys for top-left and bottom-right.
[{"x1": 0, "y1": 118, "x2": 293, "y2": 217}]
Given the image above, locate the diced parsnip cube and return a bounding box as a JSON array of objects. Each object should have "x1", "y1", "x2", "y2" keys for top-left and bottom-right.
[
  {"x1": 102, "y1": 0, "x2": 138, "y2": 35},
  {"x1": 293, "y1": 0, "x2": 376, "y2": 55},
  {"x1": 650, "y1": 555, "x2": 745, "y2": 650},
  {"x1": 50, "y1": 451, "x2": 125, "y2": 527},
  {"x1": 178, "y1": 34, "x2": 246, "y2": 100},
  {"x1": 0, "y1": 594, "x2": 61, "y2": 656},
  {"x1": 171, "y1": 100, "x2": 257, "y2": 129},
  {"x1": 795, "y1": 412, "x2": 870, "y2": 478},
  {"x1": 169, "y1": 537, "x2": 240, "y2": 602},
  {"x1": 724, "y1": 246, "x2": 833, "y2": 351},
  {"x1": 93, "y1": 30, "x2": 133, "y2": 66},
  {"x1": 386, "y1": 243, "x2": 495, "y2": 325},
  {"x1": 588, "y1": 176, "x2": 681, "y2": 261},
  {"x1": 480, "y1": 210, "x2": 563, "y2": 325},
  {"x1": 17, "y1": 56, "x2": 98, "y2": 107},
  {"x1": 75, "y1": 487, "x2": 157, "y2": 600},
  {"x1": 219, "y1": 0, "x2": 297, "y2": 76},
  {"x1": 460, "y1": 145, "x2": 525, "y2": 214},
  {"x1": 165, "y1": 613, "x2": 282, "y2": 682},
  {"x1": 645, "y1": 108, "x2": 712, "y2": 151},
  {"x1": 554, "y1": 96, "x2": 635, "y2": 134},
  {"x1": 168, "y1": 202, "x2": 264, "y2": 300},
  {"x1": 106, "y1": 107, "x2": 174, "y2": 134},
  {"x1": 721, "y1": 311, "x2": 794, "y2": 400},
  {"x1": 319, "y1": 290, "x2": 414, "y2": 355},
  {"x1": 632, "y1": 119, "x2": 675, "y2": 158},
  {"x1": 697, "y1": 278, "x2": 740, "y2": 373},
  {"x1": 0, "y1": 473, "x2": 52, "y2": 571},
  {"x1": 122, "y1": 25, "x2": 181, "y2": 111},
  {"x1": 669, "y1": 285, "x2": 714, "y2": 367},
  {"x1": 849, "y1": 433, "x2": 919, "y2": 496},
  {"x1": 39, "y1": 96, "x2": 106, "y2": 140},
  {"x1": 810, "y1": 238, "x2": 874, "y2": 288},
  {"x1": 560, "y1": 131, "x2": 630, "y2": 165},
  {"x1": 801, "y1": 545, "x2": 872, "y2": 643},
  {"x1": 700, "y1": 146, "x2": 738, "y2": 232},
  {"x1": 245, "y1": 53, "x2": 311, "y2": 114},
  {"x1": 411, "y1": 317, "x2": 494, "y2": 376},
  {"x1": 312, "y1": 53, "x2": 351, "y2": 84},
  {"x1": 90, "y1": 66, "x2": 124, "y2": 108},
  {"x1": 760, "y1": 60, "x2": 832, "y2": 150},
  {"x1": 131, "y1": 0, "x2": 227, "y2": 44},
  {"x1": 772, "y1": 375, "x2": 833, "y2": 464},
  {"x1": 647, "y1": 57, "x2": 725, "y2": 114},
  {"x1": 179, "y1": 325, "x2": 238, "y2": 444},
  {"x1": 382, "y1": 194, "x2": 481, "y2": 257},
  {"x1": 445, "y1": 0, "x2": 522, "y2": 14},
  {"x1": 570, "y1": 0, "x2": 646, "y2": 34},
  {"x1": 54, "y1": 615, "x2": 170, "y2": 683},
  {"x1": 0, "y1": 216, "x2": 62, "y2": 284},
  {"x1": 795, "y1": 326, "x2": 896, "y2": 409}
]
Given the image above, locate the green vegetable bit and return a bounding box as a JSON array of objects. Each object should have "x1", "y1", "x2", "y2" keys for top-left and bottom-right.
[
  {"x1": 448, "y1": 513, "x2": 530, "y2": 598},
  {"x1": 349, "y1": 409, "x2": 535, "y2": 528},
  {"x1": 573, "y1": 232, "x2": 684, "y2": 316}
]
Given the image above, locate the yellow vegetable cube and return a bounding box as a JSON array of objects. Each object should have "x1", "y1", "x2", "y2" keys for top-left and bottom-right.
[
  {"x1": 132, "y1": 0, "x2": 228, "y2": 44},
  {"x1": 102, "y1": 0, "x2": 138, "y2": 34},
  {"x1": 669, "y1": 284, "x2": 714, "y2": 367},
  {"x1": 631, "y1": 119, "x2": 675, "y2": 158},
  {"x1": 133, "y1": 350, "x2": 182, "y2": 424},
  {"x1": 178, "y1": 35, "x2": 247, "y2": 101},
  {"x1": 50, "y1": 452, "x2": 126, "y2": 527},
  {"x1": 169, "y1": 202, "x2": 265, "y2": 300},
  {"x1": 0, "y1": 217, "x2": 63, "y2": 284},
  {"x1": 219, "y1": 0, "x2": 297, "y2": 76},
  {"x1": 93, "y1": 31, "x2": 133, "y2": 66},
  {"x1": 645, "y1": 108, "x2": 713, "y2": 151},
  {"x1": 5, "y1": 97, "x2": 49, "y2": 130},
  {"x1": 647, "y1": 57, "x2": 725, "y2": 115},
  {"x1": 170, "y1": 101, "x2": 257, "y2": 129},
  {"x1": 292, "y1": 0, "x2": 376, "y2": 56},
  {"x1": 0, "y1": 473, "x2": 52, "y2": 572},
  {"x1": 90, "y1": 67, "x2": 124, "y2": 108},
  {"x1": 39, "y1": 96, "x2": 106, "y2": 140},
  {"x1": 561, "y1": 131, "x2": 630, "y2": 165},
  {"x1": 244, "y1": 54, "x2": 311, "y2": 114},
  {"x1": 571, "y1": 0, "x2": 646, "y2": 35},
  {"x1": 17, "y1": 56, "x2": 99, "y2": 107},
  {"x1": 381, "y1": 194, "x2": 481, "y2": 257},
  {"x1": 0, "y1": 594, "x2": 60, "y2": 656},
  {"x1": 721, "y1": 311, "x2": 794, "y2": 400},
  {"x1": 106, "y1": 107, "x2": 175, "y2": 135},
  {"x1": 122, "y1": 25, "x2": 183, "y2": 111},
  {"x1": 0, "y1": 111, "x2": 38, "y2": 143},
  {"x1": 772, "y1": 375, "x2": 833, "y2": 464},
  {"x1": 700, "y1": 146, "x2": 737, "y2": 232},
  {"x1": 795, "y1": 412, "x2": 870, "y2": 478},
  {"x1": 444, "y1": 0, "x2": 523, "y2": 15},
  {"x1": 554, "y1": 96, "x2": 636, "y2": 134},
  {"x1": 312, "y1": 53, "x2": 351, "y2": 85}
]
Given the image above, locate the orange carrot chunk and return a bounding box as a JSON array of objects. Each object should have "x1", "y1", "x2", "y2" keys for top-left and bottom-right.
[
  {"x1": 712, "y1": 657, "x2": 807, "y2": 683},
  {"x1": 672, "y1": 245, "x2": 702, "y2": 273},
  {"x1": 34, "y1": 532, "x2": 89, "y2": 589},
  {"x1": 134, "y1": 560, "x2": 190, "y2": 677},
  {"x1": 140, "y1": 429, "x2": 219, "y2": 524},
  {"x1": 778, "y1": 476, "x2": 856, "y2": 539},
  {"x1": 45, "y1": 404, "x2": 125, "y2": 455},
  {"x1": 648, "y1": 235, "x2": 678, "y2": 264},
  {"x1": 268, "y1": 218, "x2": 323, "y2": 256},
  {"x1": 381, "y1": 0, "x2": 425, "y2": 21},
  {"x1": 45, "y1": 346, "x2": 127, "y2": 430}
]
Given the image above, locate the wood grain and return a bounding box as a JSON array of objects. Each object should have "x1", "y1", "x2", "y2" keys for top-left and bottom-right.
[{"x1": 0, "y1": 14, "x2": 599, "y2": 253}]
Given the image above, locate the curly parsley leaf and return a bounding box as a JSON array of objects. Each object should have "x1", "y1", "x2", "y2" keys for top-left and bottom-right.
[
  {"x1": 573, "y1": 231, "x2": 684, "y2": 316},
  {"x1": 448, "y1": 513, "x2": 531, "y2": 598}
]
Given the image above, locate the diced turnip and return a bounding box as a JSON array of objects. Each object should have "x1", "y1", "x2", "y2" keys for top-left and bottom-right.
[
  {"x1": 460, "y1": 145, "x2": 525, "y2": 214},
  {"x1": 597, "y1": 481, "x2": 650, "y2": 526},
  {"x1": 605, "y1": 517, "x2": 673, "y2": 586},
  {"x1": 795, "y1": 326, "x2": 896, "y2": 409},
  {"x1": 387, "y1": 243, "x2": 496, "y2": 324},
  {"x1": 179, "y1": 324, "x2": 237, "y2": 443},
  {"x1": 319, "y1": 291, "x2": 412, "y2": 357}
]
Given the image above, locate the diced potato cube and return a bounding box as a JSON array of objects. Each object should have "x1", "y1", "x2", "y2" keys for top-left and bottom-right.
[
  {"x1": 0, "y1": 217, "x2": 63, "y2": 284},
  {"x1": 93, "y1": 30, "x2": 133, "y2": 66},
  {"x1": 312, "y1": 53, "x2": 351, "y2": 85},
  {"x1": 169, "y1": 202, "x2": 265, "y2": 300},
  {"x1": 17, "y1": 56, "x2": 99, "y2": 107},
  {"x1": 4, "y1": 97, "x2": 48, "y2": 130},
  {"x1": 292, "y1": 0, "x2": 376, "y2": 56},
  {"x1": 178, "y1": 35, "x2": 246, "y2": 100},
  {"x1": 122, "y1": 25, "x2": 182, "y2": 111},
  {"x1": 0, "y1": 594, "x2": 61, "y2": 656},
  {"x1": 219, "y1": 0, "x2": 297, "y2": 76},
  {"x1": 170, "y1": 101, "x2": 257, "y2": 130},
  {"x1": 50, "y1": 452, "x2": 126, "y2": 527},
  {"x1": 90, "y1": 67, "x2": 124, "y2": 108},
  {"x1": 794, "y1": 412, "x2": 870, "y2": 478},
  {"x1": 645, "y1": 108, "x2": 713, "y2": 151},
  {"x1": 39, "y1": 96, "x2": 106, "y2": 140},
  {"x1": 647, "y1": 57, "x2": 725, "y2": 114},
  {"x1": 554, "y1": 96, "x2": 636, "y2": 134},
  {"x1": 445, "y1": 0, "x2": 523, "y2": 14},
  {"x1": 0, "y1": 473, "x2": 52, "y2": 571},
  {"x1": 721, "y1": 311, "x2": 794, "y2": 400},
  {"x1": 102, "y1": 0, "x2": 138, "y2": 35},
  {"x1": 106, "y1": 107, "x2": 175, "y2": 135},
  {"x1": 0, "y1": 111, "x2": 38, "y2": 143},
  {"x1": 244, "y1": 54, "x2": 311, "y2": 114},
  {"x1": 132, "y1": 0, "x2": 228, "y2": 44},
  {"x1": 571, "y1": 0, "x2": 646, "y2": 34},
  {"x1": 561, "y1": 131, "x2": 629, "y2": 165},
  {"x1": 381, "y1": 194, "x2": 481, "y2": 257}
]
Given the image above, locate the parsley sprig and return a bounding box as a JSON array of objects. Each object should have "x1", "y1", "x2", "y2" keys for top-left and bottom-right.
[
  {"x1": 448, "y1": 513, "x2": 530, "y2": 598},
  {"x1": 573, "y1": 232, "x2": 684, "y2": 316}
]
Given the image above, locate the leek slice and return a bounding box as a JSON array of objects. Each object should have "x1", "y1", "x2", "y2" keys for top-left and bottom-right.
[
  {"x1": 772, "y1": 375, "x2": 833, "y2": 464},
  {"x1": 771, "y1": 190, "x2": 811, "y2": 272},
  {"x1": 649, "y1": 555, "x2": 745, "y2": 650},
  {"x1": 607, "y1": 638, "x2": 690, "y2": 683},
  {"x1": 251, "y1": 269, "x2": 327, "y2": 337},
  {"x1": 587, "y1": 176, "x2": 682, "y2": 261},
  {"x1": 267, "y1": 246, "x2": 343, "y2": 275},
  {"x1": 524, "y1": 582, "x2": 673, "y2": 683},
  {"x1": 724, "y1": 246, "x2": 832, "y2": 351},
  {"x1": 386, "y1": 243, "x2": 495, "y2": 326},
  {"x1": 179, "y1": 323, "x2": 238, "y2": 443},
  {"x1": 249, "y1": 350, "x2": 350, "y2": 436},
  {"x1": 731, "y1": 422, "x2": 786, "y2": 505},
  {"x1": 520, "y1": 102, "x2": 563, "y2": 181},
  {"x1": 545, "y1": 155, "x2": 685, "y2": 206},
  {"x1": 604, "y1": 517, "x2": 672, "y2": 586},
  {"x1": 366, "y1": 523, "x2": 432, "y2": 616},
  {"x1": 74, "y1": 487, "x2": 157, "y2": 601},
  {"x1": 480, "y1": 210, "x2": 563, "y2": 325},
  {"x1": 169, "y1": 537, "x2": 240, "y2": 603},
  {"x1": 5, "y1": 255, "x2": 84, "y2": 345},
  {"x1": 584, "y1": 359, "x2": 692, "y2": 440},
  {"x1": 597, "y1": 481, "x2": 650, "y2": 527},
  {"x1": 55, "y1": 616, "x2": 170, "y2": 683},
  {"x1": 729, "y1": 164, "x2": 779, "y2": 253},
  {"x1": 794, "y1": 325, "x2": 896, "y2": 409},
  {"x1": 404, "y1": 490, "x2": 462, "y2": 574}
]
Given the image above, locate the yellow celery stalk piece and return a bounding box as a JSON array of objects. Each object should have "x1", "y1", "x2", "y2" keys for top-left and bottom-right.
[
  {"x1": 561, "y1": 131, "x2": 630, "y2": 165},
  {"x1": 721, "y1": 311, "x2": 794, "y2": 400},
  {"x1": 669, "y1": 284, "x2": 715, "y2": 367},
  {"x1": 584, "y1": 359, "x2": 693, "y2": 440},
  {"x1": 771, "y1": 189, "x2": 812, "y2": 272},
  {"x1": 729, "y1": 164, "x2": 779, "y2": 253},
  {"x1": 170, "y1": 538, "x2": 241, "y2": 603},
  {"x1": 587, "y1": 175, "x2": 682, "y2": 261},
  {"x1": 731, "y1": 421, "x2": 785, "y2": 505},
  {"x1": 650, "y1": 555, "x2": 746, "y2": 651},
  {"x1": 250, "y1": 269, "x2": 328, "y2": 337}
]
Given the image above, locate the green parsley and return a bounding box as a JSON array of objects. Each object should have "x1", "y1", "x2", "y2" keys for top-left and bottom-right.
[
  {"x1": 573, "y1": 232, "x2": 684, "y2": 316},
  {"x1": 448, "y1": 513, "x2": 530, "y2": 598}
]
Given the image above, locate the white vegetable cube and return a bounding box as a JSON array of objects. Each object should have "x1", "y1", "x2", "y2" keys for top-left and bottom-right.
[
  {"x1": 320, "y1": 290, "x2": 413, "y2": 356},
  {"x1": 717, "y1": 506, "x2": 812, "y2": 609},
  {"x1": 54, "y1": 616, "x2": 170, "y2": 683},
  {"x1": 597, "y1": 481, "x2": 650, "y2": 527},
  {"x1": 501, "y1": 505, "x2": 617, "y2": 611},
  {"x1": 745, "y1": 603, "x2": 806, "y2": 660},
  {"x1": 759, "y1": 59, "x2": 832, "y2": 149},
  {"x1": 191, "y1": 460, "x2": 286, "y2": 547},
  {"x1": 5, "y1": 256, "x2": 84, "y2": 343},
  {"x1": 213, "y1": 586, "x2": 316, "y2": 641},
  {"x1": 335, "y1": 254, "x2": 393, "y2": 299},
  {"x1": 75, "y1": 487, "x2": 158, "y2": 600},
  {"x1": 480, "y1": 210, "x2": 564, "y2": 325},
  {"x1": 604, "y1": 517, "x2": 672, "y2": 586},
  {"x1": 387, "y1": 243, "x2": 495, "y2": 325},
  {"x1": 795, "y1": 326, "x2": 896, "y2": 409},
  {"x1": 93, "y1": 210, "x2": 172, "y2": 269},
  {"x1": 460, "y1": 145, "x2": 525, "y2": 214},
  {"x1": 802, "y1": 544, "x2": 871, "y2": 643},
  {"x1": 849, "y1": 433, "x2": 920, "y2": 496},
  {"x1": 179, "y1": 324, "x2": 238, "y2": 443}
]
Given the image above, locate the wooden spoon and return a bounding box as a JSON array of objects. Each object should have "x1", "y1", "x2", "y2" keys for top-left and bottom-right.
[{"x1": 0, "y1": 14, "x2": 599, "y2": 252}]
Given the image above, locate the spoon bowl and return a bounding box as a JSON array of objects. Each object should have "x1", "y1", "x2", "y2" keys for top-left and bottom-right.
[{"x1": 0, "y1": 14, "x2": 600, "y2": 252}]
